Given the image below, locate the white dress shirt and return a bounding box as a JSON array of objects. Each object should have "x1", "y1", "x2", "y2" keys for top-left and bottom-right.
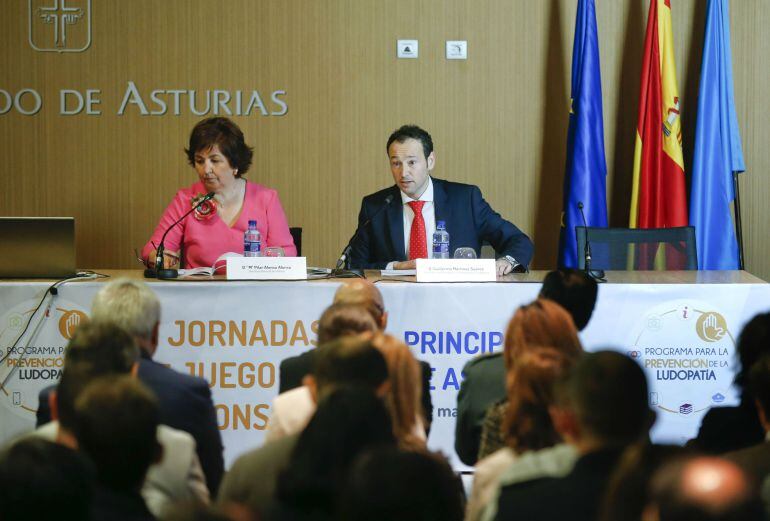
[{"x1": 386, "y1": 177, "x2": 437, "y2": 269}]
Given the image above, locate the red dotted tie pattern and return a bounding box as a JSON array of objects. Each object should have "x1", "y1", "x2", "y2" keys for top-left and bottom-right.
[{"x1": 408, "y1": 200, "x2": 427, "y2": 260}]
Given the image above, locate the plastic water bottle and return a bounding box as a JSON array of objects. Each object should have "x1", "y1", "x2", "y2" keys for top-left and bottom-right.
[
  {"x1": 432, "y1": 221, "x2": 450, "y2": 259},
  {"x1": 244, "y1": 220, "x2": 261, "y2": 257}
]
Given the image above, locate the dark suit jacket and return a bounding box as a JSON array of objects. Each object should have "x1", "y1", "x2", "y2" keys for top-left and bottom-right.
[
  {"x1": 688, "y1": 400, "x2": 764, "y2": 454},
  {"x1": 91, "y1": 484, "x2": 155, "y2": 521},
  {"x1": 495, "y1": 447, "x2": 624, "y2": 521},
  {"x1": 455, "y1": 352, "x2": 506, "y2": 465},
  {"x1": 37, "y1": 353, "x2": 225, "y2": 496},
  {"x1": 349, "y1": 178, "x2": 534, "y2": 269},
  {"x1": 279, "y1": 349, "x2": 434, "y2": 432}
]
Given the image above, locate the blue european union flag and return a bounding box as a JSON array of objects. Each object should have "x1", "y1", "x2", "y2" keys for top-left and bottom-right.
[
  {"x1": 690, "y1": 0, "x2": 745, "y2": 270},
  {"x1": 558, "y1": 0, "x2": 608, "y2": 268}
]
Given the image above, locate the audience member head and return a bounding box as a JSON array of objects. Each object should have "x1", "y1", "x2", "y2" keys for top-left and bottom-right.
[
  {"x1": 539, "y1": 269, "x2": 598, "y2": 331},
  {"x1": 0, "y1": 438, "x2": 94, "y2": 521},
  {"x1": 645, "y1": 456, "x2": 764, "y2": 521},
  {"x1": 56, "y1": 320, "x2": 139, "y2": 434},
  {"x1": 503, "y1": 299, "x2": 582, "y2": 371},
  {"x1": 599, "y1": 443, "x2": 691, "y2": 521},
  {"x1": 503, "y1": 346, "x2": 577, "y2": 453},
  {"x1": 748, "y1": 353, "x2": 770, "y2": 432},
  {"x1": 371, "y1": 333, "x2": 425, "y2": 450},
  {"x1": 90, "y1": 278, "x2": 161, "y2": 355},
  {"x1": 306, "y1": 336, "x2": 389, "y2": 402},
  {"x1": 735, "y1": 312, "x2": 770, "y2": 399},
  {"x1": 73, "y1": 376, "x2": 162, "y2": 492},
  {"x1": 552, "y1": 350, "x2": 652, "y2": 451},
  {"x1": 274, "y1": 388, "x2": 396, "y2": 519},
  {"x1": 341, "y1": 447, "x2": 464, "y2": 521},
  {"x1": 316, "y1": 303, "x2": 379, "y2": 345},
  {"x1": 333, "y1": 279, "x2": 387, "y2": 329}
]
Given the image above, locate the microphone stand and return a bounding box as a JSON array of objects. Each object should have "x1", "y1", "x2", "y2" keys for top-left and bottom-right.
[
  {"x1": 577, "y1": 202, "x2": 606, "y2": 283},
  {"x1": 333, "y1": 194, "x2": 394, "y2": 278},
  {"x1": 144, "y1": 192, "x2": 215, "y2": 280}
]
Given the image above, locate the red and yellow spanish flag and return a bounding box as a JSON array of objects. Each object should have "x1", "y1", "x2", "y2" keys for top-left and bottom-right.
[{"x1": 629, "y1": 0, "x2": 688, "y2": 228}]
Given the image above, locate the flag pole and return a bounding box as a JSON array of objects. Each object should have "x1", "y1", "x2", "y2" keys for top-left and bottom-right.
[{"x1": 733, "y1": 171, "x2": 745, "y2": 270}]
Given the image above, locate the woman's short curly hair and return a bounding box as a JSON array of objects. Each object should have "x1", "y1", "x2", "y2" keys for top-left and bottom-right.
[{"x1": 185, "y1": 117, "x2": 253, "y2": 177}]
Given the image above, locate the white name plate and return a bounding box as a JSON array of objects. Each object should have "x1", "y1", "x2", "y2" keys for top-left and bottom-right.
[
  {"x1": 416, "y1": 259, "x2": 496, "y2": 282},
  {"x1": 226, "y1": 256, "x2": 307, "y2": 280}
]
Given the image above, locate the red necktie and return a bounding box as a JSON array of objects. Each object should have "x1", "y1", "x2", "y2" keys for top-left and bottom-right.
[{"x1": 408, "y1": 200, "x2": 427, "y2": 260}]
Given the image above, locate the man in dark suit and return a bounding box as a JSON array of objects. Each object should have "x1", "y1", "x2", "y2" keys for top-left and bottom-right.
[
  {"x1": 349, "y1": 125, "x2": 533, "y2": 275},
  {"x1": 455, "y1": 269, "x2": 598, "y2": 465},
  {"x1": 37, "y1": 278, "x2": 224, "y2": 495},
  {"x1": 279, "y1": 279, "x2": 433, "y2": 433},
  {"x1": 494, "y1": 351, "x2": 654, "y2": 521}
]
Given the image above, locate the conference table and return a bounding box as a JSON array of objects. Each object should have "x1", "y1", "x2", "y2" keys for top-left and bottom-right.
[{"x1": 1, "y1": 269, "x2": 768, "y2": 469}]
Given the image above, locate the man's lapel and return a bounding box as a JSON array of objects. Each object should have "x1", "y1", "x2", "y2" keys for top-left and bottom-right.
[
  {"x1": 386, "y1": 187, "x2": 406, "y2": 260},
  {"x1": 433, "y1": 178, "x2": 452, "y2": 233}
]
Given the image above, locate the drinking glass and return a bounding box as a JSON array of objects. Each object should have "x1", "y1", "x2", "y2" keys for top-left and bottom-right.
[{"x1": 453, "y1": 247, "x2": 477, "y2": 259}]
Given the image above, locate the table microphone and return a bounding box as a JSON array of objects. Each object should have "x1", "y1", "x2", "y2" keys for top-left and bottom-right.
[
  {"x1": 144, "y1": 192, "x2": 215, "y2": 280},
  {"x1": 577, "y1": 201, "x2": 606, "y2": 283},
  {"x1": 334, "y1": 194, "x2": 394, "y2": 277}
]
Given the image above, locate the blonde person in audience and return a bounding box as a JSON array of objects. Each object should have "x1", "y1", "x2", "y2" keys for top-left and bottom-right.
[
  {"x1": 371, "y1": 333, "x2": 427, "y2": 451},
  {"x1": 466, "y1": 347, "x2": 579, "y2": 521},
  {"x1": 476, "y1": 299, "x2": 582, "y2": 460}
]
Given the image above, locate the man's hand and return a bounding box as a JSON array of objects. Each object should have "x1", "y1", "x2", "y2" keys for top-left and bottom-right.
[
  {"x1": 392, "y1": 260, "x2": 417, "y2": 270},
  {"x1": 496, "y1": 258, "x2": 513, "y2": 277}
]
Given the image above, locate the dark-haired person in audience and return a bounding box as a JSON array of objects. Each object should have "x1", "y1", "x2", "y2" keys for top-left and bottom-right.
[
  {"x1": 467, "y1": 347, "x2": 580, "y2": 521},
  {"x1": 218, "y1": 336, "x2": 389, "y2": 517},
  {"x1": 278, "y1": 278, "x2": 434, "y2": 432},
  {"x1": 455, "y1": 268, "x2": 597, "y2": 465},
  {"x1": 494, "y1": 351, "x2": 654, "y2": 521},
  {"x1": 598, "y1": 444, "x2": 691, "y2": 521},
  {"x1": 725, "y1": 353, "x2": 770, "y2": 515},
  {"x1": 31, "y1": 320, "x2": 209, "y2": 517},
  {"x1": 477, "y1": 299, "x2": 582, "y2": 460},
  {"x1": 142, "y1": 116, "x2": 296, "y2": 269},
  {"x1": 689, "y1": 312, "x2": 770, "y2": 454},
  {"x1": 74, "y1": 376, "x2": 162, "y2": 521},
  {"x1": 37, "y1": 278, "x2": 224, "y2": 495},
  {"x1": 644, "y1": 456, "x2": 764, "y2": 521},
  {"x1": 270, "y1": 388, "x2": 397, "y2": 521},
  {"x1": 341, "y1": 446, "x2": 464, "y2": 521},
  {"x1": 0, "y1": 438, "x2": 94, "y2": 521},
  {"x1": 265, "y1": 303, "x2": 379, "y2": 442}
]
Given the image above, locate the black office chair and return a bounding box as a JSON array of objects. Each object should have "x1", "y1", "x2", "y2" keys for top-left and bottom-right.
[
  {"x1": 575, "y1": 226, "x2": 697, "y2": 271},
  {"x1": 290, "y1": 227, "x2": 302, "y2": 257}
]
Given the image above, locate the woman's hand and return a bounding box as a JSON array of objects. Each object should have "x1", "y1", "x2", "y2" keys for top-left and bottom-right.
[{"x1": 146, "y1": 249, "x2": 181, "y2": 269}]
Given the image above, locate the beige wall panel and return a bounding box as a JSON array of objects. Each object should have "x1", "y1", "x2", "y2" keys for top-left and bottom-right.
[{"x1": 1, "y1": 0, "x2": 768, "y2": 280}]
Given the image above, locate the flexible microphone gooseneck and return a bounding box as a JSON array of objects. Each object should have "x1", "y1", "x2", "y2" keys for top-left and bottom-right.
[
  {"x1": 144, "y1": 192, "x2": 215, "y2": 280},
  {"x1": 334, "y1": 194, "x2": 395, "y2": 277},
  {"x1": 577, "y1": 201, "x2": 606, "y2": 283}
]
